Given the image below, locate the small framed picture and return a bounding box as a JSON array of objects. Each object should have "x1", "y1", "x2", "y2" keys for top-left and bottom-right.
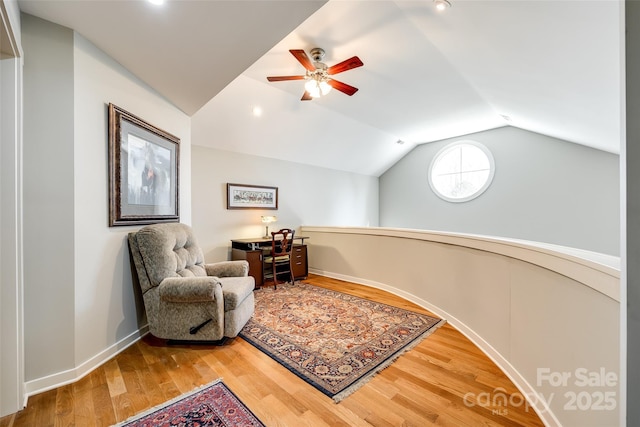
[
  {"x1": 227, "y1": 183, "x2": 278, "y2": 210},
  {"x1": 108, "y1": 103, "x2": 180, "y2": 226}
]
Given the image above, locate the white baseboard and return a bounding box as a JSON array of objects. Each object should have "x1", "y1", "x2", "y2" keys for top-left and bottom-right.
[
  {"x1": 309, "y1": 268, "x2": 561, "y2": 427},
  {"x1": 23, "y1": 325, "x2": 149, "y2": 405},
  {"x1": 21, "y1": 272, "x2": 563, "y2": 426}
]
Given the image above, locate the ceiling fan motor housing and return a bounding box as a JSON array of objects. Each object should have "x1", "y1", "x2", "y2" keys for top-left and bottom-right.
[
  {"x1": 309, "y1": 47, "x2": 326, "y2": 62},
  {"x1": 308, "y1": 48, "x2": 329, "y2": 79}
]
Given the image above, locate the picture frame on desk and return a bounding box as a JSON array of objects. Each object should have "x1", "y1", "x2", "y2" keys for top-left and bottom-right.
[
  {"x1": 108, "y1": 103, "x2": 180, "y2": 226},
  {"x1": 227, "y1": 183, "x2": 278, "y2": 210}
]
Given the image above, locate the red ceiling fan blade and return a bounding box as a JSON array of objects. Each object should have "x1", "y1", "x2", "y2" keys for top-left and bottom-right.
[
  {"x1": 267, "y1": 75, "x2": 305, "y2": 82},
  {"x1": 327, "y1": 56, "x2": 363, "y2": 75},
  {"x1": 301, "y1": 91, "x2": 313, "y2": 101},
  {"x1": 290, "y1": 49, "x2": 315, "y2": 71},
  {"x1": 327, "y1": 79, "x2": 359, "y2": 96}
]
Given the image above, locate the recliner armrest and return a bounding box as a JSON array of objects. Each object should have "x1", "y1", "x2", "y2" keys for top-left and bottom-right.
[
  {"x1": 204, "y1": 260, "x2": 249, "y2": 278},
  {"x1": 159, "y1": 277, "x2": 221, "y2": 303}
]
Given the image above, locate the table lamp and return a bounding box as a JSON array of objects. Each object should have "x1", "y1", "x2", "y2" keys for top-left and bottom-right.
[{"x1": 261, "y1": 215, "x2": 277, "y2": 238}]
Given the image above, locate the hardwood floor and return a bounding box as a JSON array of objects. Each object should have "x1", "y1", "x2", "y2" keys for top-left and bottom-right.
[{"x1": 1, "y1": 275, "x2": 544, "y2": 427}]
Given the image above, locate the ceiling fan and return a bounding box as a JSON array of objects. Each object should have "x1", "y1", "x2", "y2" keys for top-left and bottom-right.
[{"x1": 267, "y1": 48, "x2": 363, "y2": 101}]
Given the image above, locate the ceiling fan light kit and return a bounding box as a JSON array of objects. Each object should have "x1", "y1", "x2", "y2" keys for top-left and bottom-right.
[
  {"x1": 305, "y1": 78, "x2": 332, "y2": 98},
  {"x1": 267, "y1": 48, "x2": 363, "y2": 101}
]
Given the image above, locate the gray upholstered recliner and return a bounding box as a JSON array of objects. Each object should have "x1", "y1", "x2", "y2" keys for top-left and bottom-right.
[{"x1": 128, "y1": 223, "x2": 255, "y2": 342}]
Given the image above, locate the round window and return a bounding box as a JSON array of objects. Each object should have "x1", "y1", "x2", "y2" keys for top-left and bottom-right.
[{"x1": 428, "y1": 140, "x2": 495, "y2": 203}]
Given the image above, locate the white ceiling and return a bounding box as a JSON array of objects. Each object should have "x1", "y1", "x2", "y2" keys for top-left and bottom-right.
[{"x1": 18, "y1": 0, "x2": 623, "y2": 176}]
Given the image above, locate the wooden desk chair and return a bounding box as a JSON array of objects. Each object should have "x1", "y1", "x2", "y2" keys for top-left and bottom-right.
[{"x1": 263, "y1": 228, "x2": 295, "y2": 289}]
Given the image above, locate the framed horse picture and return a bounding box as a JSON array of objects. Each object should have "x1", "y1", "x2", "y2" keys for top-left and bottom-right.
[{"x1": 108, "y1": 103, "x2": 180, "y2": 226}]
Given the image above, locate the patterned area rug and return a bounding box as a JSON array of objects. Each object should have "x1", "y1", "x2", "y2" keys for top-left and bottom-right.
[
  {"x1": 240, "y1": 282, "x2": 445, "y2": 402},
  {"x1": 112, "y1": 379, "x2": 264, "y2": 427}
]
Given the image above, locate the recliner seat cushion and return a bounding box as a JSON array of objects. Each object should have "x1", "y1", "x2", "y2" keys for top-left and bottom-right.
[{"x1": 218, "y1": 276, "x2": 255, "y2": 310}]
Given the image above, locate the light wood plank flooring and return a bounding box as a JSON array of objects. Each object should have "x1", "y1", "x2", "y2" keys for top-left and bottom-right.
[{"x1": 0, "y1": 275, "x2": 544, "y2": 426}]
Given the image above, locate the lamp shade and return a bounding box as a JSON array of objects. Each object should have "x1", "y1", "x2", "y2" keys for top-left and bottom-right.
[
  {"x1": 261, "y1": 216, "x2": 277, "y2": 238},
  {"x1": 261, "y1": 215, "x2": 277, "y2": 224}
]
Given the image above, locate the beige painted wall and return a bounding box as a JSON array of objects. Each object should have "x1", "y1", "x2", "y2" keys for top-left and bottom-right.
[{"x1": 302, "y1": 227, "x2": 620, "y2": 427}]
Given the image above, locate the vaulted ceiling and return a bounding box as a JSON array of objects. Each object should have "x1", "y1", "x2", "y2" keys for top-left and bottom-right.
[{"x1": 18, "y1": 0, "x2": 623, "y2": 176}]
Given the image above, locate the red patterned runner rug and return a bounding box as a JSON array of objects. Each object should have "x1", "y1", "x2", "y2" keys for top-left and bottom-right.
[
  {"x1": 240, "y1": 282, "x2": 445, "y2": 402},
  {"x1": 112, "y1": 379, "x2": 264, "y2": 427}
]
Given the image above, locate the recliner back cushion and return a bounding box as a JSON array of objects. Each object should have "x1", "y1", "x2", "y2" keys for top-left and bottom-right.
[{"x1": 135, "y1": 223, "x2": 207, "y2": 287}]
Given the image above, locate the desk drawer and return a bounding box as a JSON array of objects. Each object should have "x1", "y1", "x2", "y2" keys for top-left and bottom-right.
[{"x1": 292, "y1": 245, "x2": 308, "y2": 279}]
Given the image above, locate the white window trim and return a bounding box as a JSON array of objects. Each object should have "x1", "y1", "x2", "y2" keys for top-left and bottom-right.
[{"x1": 428, "y1": 140, "x2": 495, "y2": 203}]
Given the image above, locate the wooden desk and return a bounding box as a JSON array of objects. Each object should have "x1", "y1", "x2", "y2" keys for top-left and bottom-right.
[{"x1": 231, "y1": 236, "x2": 308, "y2": 287}]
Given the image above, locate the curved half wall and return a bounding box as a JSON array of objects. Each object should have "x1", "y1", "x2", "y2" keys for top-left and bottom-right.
[{"x1": 301, "y1": 226, "x2": 620, "y2": 427}]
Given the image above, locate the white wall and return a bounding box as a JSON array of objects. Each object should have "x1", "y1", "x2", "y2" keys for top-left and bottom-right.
[
  {"x1": 380, "y1": 126, "x2": 620, "y2": 255},
  {"x1": 1, "y1": 0, "x2": 21, "y2": 50},
  {"x1": 22, "y1": 13, "x2": 75, "y2": 383},
  {"x1": 72, "y1": 33, "x2": 191, "y2": 371},
  {"x1": 21, "y1": 14, "x2": 191, "y2": 393},
  {"x1": 190, "y1": 145, "x2": 378, "y2": 262},
  {"x1": 626, "y1": 1, "x2": 639, "y2": 424},
  {"x1": 0, "y1": 55, "x2": 23, "y2": 417},
  {"x1": 1, "y1": 0, "x2": 23, "y2": 415}
]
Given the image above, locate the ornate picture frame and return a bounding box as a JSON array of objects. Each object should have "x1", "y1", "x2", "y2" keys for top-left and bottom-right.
[
  {"x1": 227, "y1": 183, "x2": 278, "y2": 210},
  {"x1": 108, "y1": 103, "x2": 180, "y2": 226}
]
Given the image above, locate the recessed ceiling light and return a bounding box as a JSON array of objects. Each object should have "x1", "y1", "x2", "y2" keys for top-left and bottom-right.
[
  {"x1": 148, "y1": 0, "x2": 165, "y2": 5},
  {"x1": 434, "y1": 0, "x2": 451, "y2": 11},
  {"x1": 252, "y1": 106, "x2": 263, "y2": 117}
]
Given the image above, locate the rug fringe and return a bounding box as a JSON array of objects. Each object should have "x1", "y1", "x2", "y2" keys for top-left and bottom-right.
[
  {"x1": 332, "y1": 318, "x2": 447, "y2": 403},
  {"x1": 111, "y1": 378, "x2": 223, "y2": 426}
]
